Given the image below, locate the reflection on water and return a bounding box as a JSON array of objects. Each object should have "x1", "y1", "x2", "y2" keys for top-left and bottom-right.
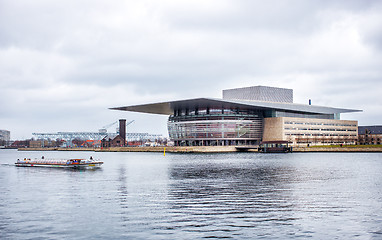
[
  {"x1": 1, "y1": 150, "x2": 382, "y2": 239},
  {"x1": 167, "y1": 161, "x2": 298, "y2": 238}
]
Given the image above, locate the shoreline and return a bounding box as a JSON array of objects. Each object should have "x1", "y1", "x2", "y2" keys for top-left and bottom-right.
[{"x1": 16, "y1": 146, "x2": 382, "y2": 153}]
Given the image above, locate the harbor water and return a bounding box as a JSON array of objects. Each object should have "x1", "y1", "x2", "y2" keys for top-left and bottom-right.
[{"x1": 1, "y1": 149, "x2": 382, "y2": 239}]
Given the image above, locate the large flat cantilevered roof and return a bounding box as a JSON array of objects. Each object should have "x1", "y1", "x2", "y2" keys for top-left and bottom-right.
[{"x1": 110, "y1": 98, "x2": 361, "y2": 115}]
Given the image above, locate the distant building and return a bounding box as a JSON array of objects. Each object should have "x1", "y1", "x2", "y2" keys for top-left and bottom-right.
[
  {"x1": 0, "y1": 130, "x2": 10, "y2": 142},
  {"x1": 112, "y1": 86, "x2": 361, "y2": 146},
  {"x1": 101, "y1": 119, "x2": 127, "y2": 148},
  {"x1": 29, "y1": 140, "x2": 45, "y2": 148},
  {"x1": 10, "y1": 140, "x2": 29, "y2": 148},
  {"x1": 358, "y1": 126, "x2": 382, "y2": 145},
  {"x1": 29, "y1": 140, "x2": 61, "y2": 148},
  {"x1": 101, "y1": 134, "x2": 125, "y2": 148}
]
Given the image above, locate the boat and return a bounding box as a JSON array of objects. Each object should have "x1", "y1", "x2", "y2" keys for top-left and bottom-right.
[
  {"x1": 15, "y1": 157, "x2": 103, "y2": 169},
  {"x1": 258, "y1": 141, "x2": 293, "y2": 153}
]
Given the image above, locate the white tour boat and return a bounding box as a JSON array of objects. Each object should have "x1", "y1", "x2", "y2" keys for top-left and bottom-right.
[{"x1": 15, "y1": 157, "x2": 103, "y2": 169}]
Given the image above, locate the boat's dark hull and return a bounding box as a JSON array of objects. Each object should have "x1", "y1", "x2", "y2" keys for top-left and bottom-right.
[{"x1": 258, "y1": 147, "x2": 292, "y2": 153}]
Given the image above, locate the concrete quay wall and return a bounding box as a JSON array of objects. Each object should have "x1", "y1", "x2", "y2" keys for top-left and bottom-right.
[
  {"x1": 293, "y1": 147, "x2": 382, "y2": 152},
  {"x1": 18, "y1": 147, "x2": 94, "y2": 151},
  {"x1": 97, "y1": 146, "x2": 239, "y2": 153},
  {"x1": 17, "y1": 146, "x2": 239, "y2": 153},
  {"x1": 17, "y1": 146, "x2": 382, "y2": 153}
]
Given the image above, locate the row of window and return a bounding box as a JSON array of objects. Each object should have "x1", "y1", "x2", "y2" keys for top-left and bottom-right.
[
  {"x1": 284, "y1": 121, "x2": 356, "y2": 127},
  {"x1": 296, "y1": 140, "x2": 356, "y2": 144},
  {"x1": 285, "y1": 133, "x2": 357, "y2": 137},
  {"x1": 169, "y1": 115, "x2": 262, "y2": 122},
  {"x1": 285, "y1": 128, "x2": 357, "y2": 132},
  {"x1": 173, "y1": 108, "x2": 262, "y2": 117}
]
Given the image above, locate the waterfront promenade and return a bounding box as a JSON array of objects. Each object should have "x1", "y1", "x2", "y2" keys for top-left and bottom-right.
[{"x1": 17, "y1": 145, "x2": 382, "y2": 153}]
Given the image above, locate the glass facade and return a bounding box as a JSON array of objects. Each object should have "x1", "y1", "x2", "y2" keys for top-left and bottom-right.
[
  {"x1": 168, "y1": 106, "x2": 347, "y2": 146},
  {"x1": 168, "y1": 108, "x2": 263, "y2": 146}
]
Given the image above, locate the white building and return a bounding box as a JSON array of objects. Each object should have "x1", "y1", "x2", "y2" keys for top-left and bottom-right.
[{"x1": 112, "y1": 86, "x2": 361, "y2": 146}]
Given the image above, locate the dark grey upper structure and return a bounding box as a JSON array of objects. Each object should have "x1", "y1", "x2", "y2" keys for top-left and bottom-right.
[{"x1": 223, "y1": 86, "x2": 293, "y2": 103}]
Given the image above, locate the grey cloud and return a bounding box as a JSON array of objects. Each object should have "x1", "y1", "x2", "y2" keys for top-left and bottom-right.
[
  {"x1": 1, "y1": 0, "x2": 382, "y2": 139},
  {"x1": 358, "y1": 10, "x2": 382, "y2": 52},
  {"x1": 159, "y1": 0, "x2": 377, "y2": 34}
]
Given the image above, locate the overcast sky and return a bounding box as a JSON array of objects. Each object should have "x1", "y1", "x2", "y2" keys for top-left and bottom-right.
[{"x1": 1, "y1": 0, "x2": 381, "y2": 140}]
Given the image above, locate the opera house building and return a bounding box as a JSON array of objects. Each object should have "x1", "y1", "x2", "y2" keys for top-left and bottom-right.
[{"x1": 112, "y1": 86, "x2": 361, "y2": 146}]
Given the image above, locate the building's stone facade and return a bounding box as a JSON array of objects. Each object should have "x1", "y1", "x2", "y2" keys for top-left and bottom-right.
[{"x1": 263, "y1": 117, "x2": 358, "y2": 146}]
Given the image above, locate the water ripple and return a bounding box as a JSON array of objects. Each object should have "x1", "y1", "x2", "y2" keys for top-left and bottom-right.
[{"x1": 1, "y1": 151, "x2": 382, "y2": 239}]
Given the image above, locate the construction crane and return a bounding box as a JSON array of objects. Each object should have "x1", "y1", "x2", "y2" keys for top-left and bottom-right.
[
  {"x1": 126, "y1": 120, "x2": 135, "y2": 127},
  {"x1": 99, "y1": 120, "x2": 135, "y2": 134},
  {"x1": 117, "y1": 120, "x2": 135, "y2": 134},
  {"x1": 99, "y1": 121, "x2": 118, "y2": 133},
  {"x1": 125, "y1": 120, "x2": 135, "y2": 135}
]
